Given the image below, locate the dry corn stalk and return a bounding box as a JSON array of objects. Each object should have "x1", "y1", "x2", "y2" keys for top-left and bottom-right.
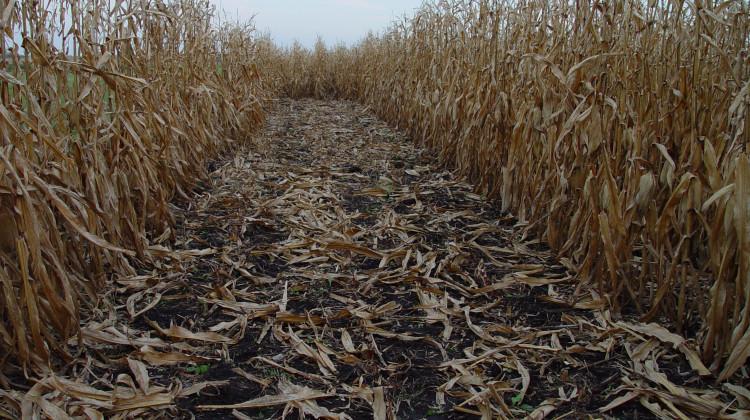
[
  {"x1": 0, "y1": 0, "x2": 268, "y2": 373},
  {"x1": 271, "y1": 0, "x2": 750, "y2": 379}
]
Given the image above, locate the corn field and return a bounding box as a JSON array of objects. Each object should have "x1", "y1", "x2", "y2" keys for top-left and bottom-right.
[
  {"x1": 274, "y1": 0, "x2": 750, "y2": 380},
  {"x1": 1, "y1": 0, "x2": 749, "y2": 407},
  {"x1": 0, "y1": 0, "x2": 268, "y2": 374}
]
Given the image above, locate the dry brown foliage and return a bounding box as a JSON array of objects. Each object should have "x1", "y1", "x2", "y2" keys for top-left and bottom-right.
[
  {"x1": 2, "y1": 0, "x2": 749, "y2": 416},
  {"x1": 273, "y1": 38, "x2": 360, "y2": 100},
  {"x1": 274, "y1": 0, "x2": 750, "y2": 380},
  {"x1": 43, "y1": 98, "x2": 743, "y2": 419},
  {"x1": 0, "y1": 0, "x2": 267, "y2": 375}
]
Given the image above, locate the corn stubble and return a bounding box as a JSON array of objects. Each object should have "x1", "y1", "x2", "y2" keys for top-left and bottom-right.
[
  {"x1": 0, "y1": 0, "x2": 269, "y2": 375},
  {"x1": 275, "y1": 0, "x2": 750, "y2": 379}
]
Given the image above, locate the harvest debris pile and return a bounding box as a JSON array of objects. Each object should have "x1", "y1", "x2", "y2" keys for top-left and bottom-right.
[{"x1": 8, "y1": 99, "x2": 744, "y2": 419}]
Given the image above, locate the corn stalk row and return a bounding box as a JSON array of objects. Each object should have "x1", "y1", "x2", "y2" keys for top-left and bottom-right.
[
  {"x1": 0, "y1": 0, "x2": 269, "y2": 375},
  {"x1": 275, "y1": 0, "x2": 750, "y2": 380}
]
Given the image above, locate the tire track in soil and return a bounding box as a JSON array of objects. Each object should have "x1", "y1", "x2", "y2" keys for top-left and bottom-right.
[{"x1": 100, "y1": 99, "x2": 714, "y2": 419}]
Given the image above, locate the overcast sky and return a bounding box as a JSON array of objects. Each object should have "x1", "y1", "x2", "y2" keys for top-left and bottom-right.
[{"x1": 209, "y1": 0, "x2": 425, "y2": 49}]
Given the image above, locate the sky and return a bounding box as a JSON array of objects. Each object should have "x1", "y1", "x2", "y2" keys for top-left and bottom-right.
[{"x1": 209, "y1": 0, "x2": 425, "y2": 49}]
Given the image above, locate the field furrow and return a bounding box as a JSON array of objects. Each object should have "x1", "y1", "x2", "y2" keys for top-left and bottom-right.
[{"x1": 28, "y1": 98, "x2": 730, "y2": 419}]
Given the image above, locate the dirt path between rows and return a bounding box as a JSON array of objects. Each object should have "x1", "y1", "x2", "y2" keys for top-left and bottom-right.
[{"x1": 76, "y1": 99, "x2": 731, "y2": 419}]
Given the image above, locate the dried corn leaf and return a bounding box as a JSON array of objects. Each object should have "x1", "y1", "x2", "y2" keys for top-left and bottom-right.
[
  {"x1": 197, "y1": 381, "x2": 333, "y2": 410},
  {"x1": 147, "y1": 320, "x2": 232, "y2": 343}
]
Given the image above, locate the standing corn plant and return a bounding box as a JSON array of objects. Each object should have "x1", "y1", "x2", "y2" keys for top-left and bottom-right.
[
  {"x1": 272, "y1": 0, "x2": 750, "y2": 380},
  {"x1": 0, "y1": 0, "x2": 267, "y2": 376}
]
